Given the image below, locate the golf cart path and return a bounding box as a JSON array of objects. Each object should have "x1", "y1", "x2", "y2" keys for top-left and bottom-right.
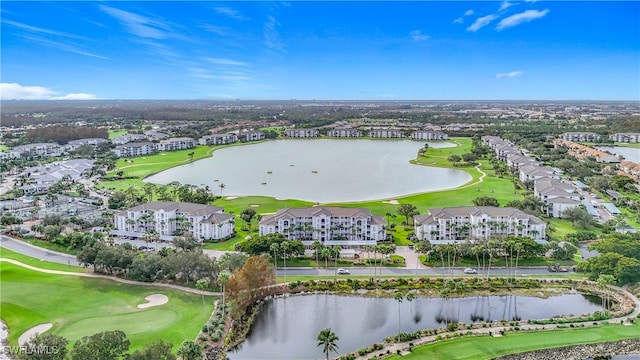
[{"x1": 0, "y1": 258, "x2": 219, "y2": 296}]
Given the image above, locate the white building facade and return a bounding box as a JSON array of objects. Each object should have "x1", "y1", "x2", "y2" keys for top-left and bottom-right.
[
  {"x1": 259, "y1": 207, "x2": 386, "y2": 246},
  {"x1": 414, "y1": 206, "x2": 547, "y2": 244},
  {"x1": 113, "y1": 201, "x2": 235, "y2": 241}
]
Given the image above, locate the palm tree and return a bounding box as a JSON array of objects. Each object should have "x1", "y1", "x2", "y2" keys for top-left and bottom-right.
[
  {"x1": 332, "y1": 245, "x2": 341, "y2": 272},
  {"x1": 218, "y1": 182, "x2": 226, "y2": 197},
  {"x1": 281, "y1": 240, "x2": 290, "y2": 283},
  {"x1": 316, "y1": 328, "x2": 339, "y2": 360},
  {"x1": 320, "y1": 247, "x2": 332, "y2": 280},
  {"x1": 311, "y1": 240, "x2": 324, "y2": 268},
  {"x1": 218, "y1": 270, "x2": 231, "y2": 312},
  {"x1": 270, "y1": 242, "x2": 279, "y2": 283}
]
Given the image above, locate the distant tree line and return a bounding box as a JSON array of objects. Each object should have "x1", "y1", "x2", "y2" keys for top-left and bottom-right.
[{"x1": 23, "y1": 126, "x2": 108, "y2": 144}]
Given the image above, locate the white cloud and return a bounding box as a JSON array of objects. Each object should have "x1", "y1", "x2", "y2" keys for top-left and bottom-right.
[
  {"x1": 496, "y1": 9, "x2": 549, "y2": 30},
  {"x1": 0, "y1": 83, "x2": 96, "y2": 100},
  {"x1": 464, "y1": 9, "x2": 474, "y2": 16},
  {"x1": 409, "y1": 29, "x2": 430, "y2": 41},
  {"x1": 466, "y1": 14, "x2": 499, "y2": 32},
  {"x1": 100, "y1": 5, "x2": 170, "y2": 39},
  {"x1": 496, "y1": 71, "x2": 523, "y2": 79},
  {"x1": 499, "y1": 1, "x2": 515, "y2": 12},
  {"x1": 453, "y1": 17, "x2": 464, "y2": 24},
  {"x1": 205, "y1": 57, "x2": 249, "y2": 67},
  {"x1": 2, "y1": 19, "x2": 84, "y2": 40},
  {"x1": 213, "y1": 7, "x2": 248, "y2": 21},
  {"x1": 264, "y1": 15, "x2": 285, "y2": 53}
]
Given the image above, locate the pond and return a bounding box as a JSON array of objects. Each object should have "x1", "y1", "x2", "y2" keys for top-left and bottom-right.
[
  {"x1": 144, "y1": 139, "x2": 472, "y2": 203},
  {"x1": 228, "y1": 293, "x2": 604, "y2": 360},
  {"x1": 595, "y1": 146, "x2": 640, "y2": 162}
]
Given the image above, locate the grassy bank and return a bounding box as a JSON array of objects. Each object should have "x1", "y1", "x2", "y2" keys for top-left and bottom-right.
[
  {"x1": 387, "y1": 322, "x2": 640, "y2": 360},
  {"x1": 0, "y1": 261, "x2": 214, "y2": 352}
]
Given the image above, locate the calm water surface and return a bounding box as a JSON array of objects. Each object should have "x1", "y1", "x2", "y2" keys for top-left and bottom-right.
[
  {"x1": 228, "y1": 293, "x2": 604, "y2": 360},
  {"x1": 145, "y1": 139, "x2": 471, "y2": 202},
  {"x1": 595, "y1": 146, "x2": 640, "y2": 162}
]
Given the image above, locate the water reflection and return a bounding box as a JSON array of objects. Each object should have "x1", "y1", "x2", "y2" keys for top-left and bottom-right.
[{"x1": 229, "y1": 293, "x2": 604, "y2": 360}]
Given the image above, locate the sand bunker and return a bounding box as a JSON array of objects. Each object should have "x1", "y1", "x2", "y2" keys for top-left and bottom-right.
[
  {"x1": 19, "y1": 323, "x2": 53, "y2": 346},
  {"x1": 382, "y1": 199, "x2": 399, "y2": 205},
  {"x1": 225, "y1": 196, "x2": 238, "y2": 200},
  {"x1": 137, "y1": 294, "x2": 169, "y2": 309},
  {"x1": 249, "y1": 204, "x2": 259, "y2": 207}
]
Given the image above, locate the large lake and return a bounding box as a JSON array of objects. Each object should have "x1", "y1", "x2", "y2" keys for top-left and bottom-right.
[
  {"x1": 228, "y1": 293, "x2": 604, "y2": 360},
  {"x1": 145, "y1": 139, "x2": 472, "y2": 203},
  {"x1": 595, "y1": 146, "x2": 640, "y2": 162}
]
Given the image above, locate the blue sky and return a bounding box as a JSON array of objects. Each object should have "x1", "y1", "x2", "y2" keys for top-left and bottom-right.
[{"x1": 1, "y1": 1, "x2": 639, "y2": 100}]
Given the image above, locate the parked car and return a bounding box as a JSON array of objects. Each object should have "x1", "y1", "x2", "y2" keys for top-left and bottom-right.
[
  {"x1": 463, "y1": 268, "x2": 477, "y2": 274},
  {"x1": 336, "y1": 268, "x2": 350, "y2": 275}
]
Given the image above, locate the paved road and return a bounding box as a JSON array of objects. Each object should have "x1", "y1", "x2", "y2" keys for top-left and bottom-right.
[
  {"x1": 278, "y1": 266, "x2": 557, "y2": 277},
  {"x1": 0, "y1": 234, "x2": 569, "y2": 278},
  {"x1": 0, "y1": 235, "x2": 80, "y2": 266}
]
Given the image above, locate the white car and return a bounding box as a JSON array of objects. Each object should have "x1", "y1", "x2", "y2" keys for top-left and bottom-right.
[
  {"x1": 463, "y1": 268, "x2": 478, "y2": 274},
  {"x1": 336, "y1": 268, "x2": 350, "y2": 275}
]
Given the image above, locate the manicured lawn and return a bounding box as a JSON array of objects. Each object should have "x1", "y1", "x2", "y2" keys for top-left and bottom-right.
[
  {"x1": 108, "y1": 129, "x2": 128, "y2": 140},
  {"x1": 387, "y1": 323, "x2": 640, "y2": 360},
  {"x1": 0, "y1": 262, "x2": 214, "y2": 352},
  {"x1": 0, "y1": 248, "x2": 85, "y2": 272}
]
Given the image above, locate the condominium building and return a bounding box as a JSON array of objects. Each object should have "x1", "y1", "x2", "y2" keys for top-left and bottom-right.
[
  {"x1": 199, "y1": 133, "x2": 238, "y2": 145},
  {"x1": 609, "y1": 133, "x2": 640, "y2": 143},
  {"x1": 326, "y1": 128, "x2": 363, "y2": 137},
  {"x1": 283, "y1": 129, "x2": 320, "y2": 137},
  {"x1": 409, "y1": 130, "x2": 449, "y2": 140},
  {"x1": 112, "y1": 134, "x2": 148, "y2": 145},
  {"x1": 241, "y1": 131, "x2": 265, "y2": 142},
  {"x1": 560, "y1": 132, "x2": 602, "y2": 142},
  {"x1": 112, "y1": 201, "x2": 235, "y2": 241},
  {"x1": 112, "y1": 142, "x2": 158, "y2": 158},
  {"x1": 65, "y1": 138, "x2": 110, "y2": 152},
  {"x1": 157, "y1": 137, "x2": 195, "y2": 151},
  {"x1": 367, "y1": 129, "x2": 405, "y2": 138},
  {"x1": 414, "y1": 206, "x2": 547, "y2": 244},
  {"x1": 259, "y1": 206, "x2": 386, "y2": 246},
  {"x1": 10, "y1": 143, "x2": 64, "y2": 158}
]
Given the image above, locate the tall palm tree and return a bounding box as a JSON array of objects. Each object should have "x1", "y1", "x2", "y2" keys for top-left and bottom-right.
[
  {"x1": 316, "y1": 328, "x2": 339, "y2": 360},
  {"x1": 281, "y1": 241, "x2": 290, "y2": 283},
  {"x1": 320, "y1": 247, "x2": 332, "y2": 280},
  {"x1": 270, "y1": 242, "x2": 280, "y2": 284},
  {"x1": 218, "y1": 183, "x2": 226, "y2": 197}
]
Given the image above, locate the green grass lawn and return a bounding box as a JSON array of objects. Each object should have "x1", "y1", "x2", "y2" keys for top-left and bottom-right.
[
  {"x1": 388, "y1": 323, "x2": 640, "y2": 360},
  {"x1": 0, "y1": 262, "x2": 214, "y2": 352},
  {"x1": 108, "y1": 129, "x2": 128, "y2": 140},
  {"x1": 0, "y1": 248, "x2": 85, "y2": 272}
]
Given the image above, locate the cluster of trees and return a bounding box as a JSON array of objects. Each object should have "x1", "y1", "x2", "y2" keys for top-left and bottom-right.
[
  {"x1": 21, "y1": 126, "x2": 108, "y2": 145},
  {"x1": 578, "y1": 232, "x2": 640, "y2": 285},
  {"x1": 77, "y1": 235, "x2": 247, "y2": 286},
  {"x1": 236, "y1": 233, "x2": 304, "y2": 257},
  {"x1": 108, "y1": 182, "x2": 217, "y2": 210},
  {"x1": 18, "y1": 330, "x2": 202, "y2": 360}
]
